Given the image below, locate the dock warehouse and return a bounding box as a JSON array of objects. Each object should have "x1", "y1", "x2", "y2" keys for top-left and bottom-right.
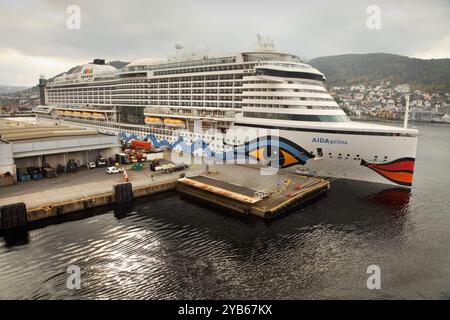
[{"x1": 0, "y1": 120, "x2": 121, "y2": 181}]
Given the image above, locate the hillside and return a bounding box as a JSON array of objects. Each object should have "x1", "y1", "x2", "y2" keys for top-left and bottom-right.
[
  {"x1": 309, "y1": 53, "x2": 450, "y2": 92},
  {"x1": 0, "y1": 85, "x2": 29, "y2": 95}
]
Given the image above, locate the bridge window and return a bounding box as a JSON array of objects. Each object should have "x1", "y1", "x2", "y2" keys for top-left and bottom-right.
[{"x1": 243, "y1": 112, "x2": 349, "y2": 122}]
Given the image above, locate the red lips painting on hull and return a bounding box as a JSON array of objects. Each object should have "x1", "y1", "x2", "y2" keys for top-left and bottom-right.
[{"x1": 361, "y1": 157, "x2": 415, "y2": 187}]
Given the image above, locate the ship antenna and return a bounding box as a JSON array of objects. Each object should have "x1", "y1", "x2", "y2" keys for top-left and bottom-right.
[
  {"x1": 175, "y1": 42, "x2": 183, "y2": 61},
  {"x1": 255, "y1": 34, "x2": 275, "y2": 52},
  {"x1": 403, "y1": 94, "x2": 410, "y2": 129}
]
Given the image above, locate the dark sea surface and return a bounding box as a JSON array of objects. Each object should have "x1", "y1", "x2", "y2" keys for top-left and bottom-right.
[{"x1": 1, "y1": 123, "x2": 449, "y2": 299}]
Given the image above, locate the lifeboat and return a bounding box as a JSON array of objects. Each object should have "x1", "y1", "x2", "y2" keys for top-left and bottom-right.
[
  {"x1": 56, "y1": 110, "x2": 64, "y2": 115},
  {"x1": 72, "y1": 111, "x2": 82, "y2": 117},
  {"x1": 81, "y1": 112, "x2": 92, "y2": 118},
  {"x1": 92, "y1": 112, "x2": 106, "y2": 120},
  {"x1": 144, "y1": 117, "x2": 163, "y2": 126},
  {"x1": 63, "y1": 110, "x2": 73, "y2": 116},
  {"x1": 164, "y1": 118, "x2": 186, "y2": 128}
]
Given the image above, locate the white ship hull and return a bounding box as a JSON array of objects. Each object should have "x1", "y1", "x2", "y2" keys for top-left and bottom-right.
[
  {"x1": 36, "y1": 116, "x2": 418, "y2": 187},
  {"x1": 266, "y1": 127, "x2": 417, "y2": 186}
]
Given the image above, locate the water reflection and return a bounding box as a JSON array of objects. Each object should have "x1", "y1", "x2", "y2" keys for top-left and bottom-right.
[
  {"x1": 2, "y1": 123, "x2": 450, "y2": 299},
  {"x1": 1, "y1": 228, "x2": 30, "y2": 247},
  {"x1": 365, "y1": 187, "x2": 412, "y2": 215},
  {"x1": 114, "y1": 202, "x2": 134, "y2": 220},
  {"x1": 0, "y1": 182, "x2": 438, "y2": 299}
]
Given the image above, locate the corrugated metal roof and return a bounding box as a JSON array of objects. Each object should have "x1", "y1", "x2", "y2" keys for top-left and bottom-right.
[{"x1": 0, "y1": 119, "x2": 101, "y2": 142}]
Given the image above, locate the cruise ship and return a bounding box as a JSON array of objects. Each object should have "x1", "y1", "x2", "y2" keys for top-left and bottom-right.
[{"x1": 33, "y1": 37, "x2": 418, "y2": 187}]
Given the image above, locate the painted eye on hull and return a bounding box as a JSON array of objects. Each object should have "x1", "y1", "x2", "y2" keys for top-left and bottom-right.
[
  {"x1": 247, "y1": 143, "x2": 313, "y2": 168},
  {"x1": 221, "y1": 136, "x2": 315, "y2": 167},
  {"x1": 248, "y1": 147, "x2": 298, "y2": 167}
]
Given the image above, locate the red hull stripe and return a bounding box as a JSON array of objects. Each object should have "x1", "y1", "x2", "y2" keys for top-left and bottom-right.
[
  {"x1": 367, "y1": 160, "x2": 415, "y2": 172},
  {"x1": 361, "y1": 157, "x2": 415, "y2": 186},
  {"x1": 371, "y1": 168, "x2": 413, "y2": 186}
]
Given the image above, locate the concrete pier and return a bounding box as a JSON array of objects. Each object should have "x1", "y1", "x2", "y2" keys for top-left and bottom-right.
[
  {"x1": 0, "y1": 158, "x2": 200, "y2": 228},
  {"x1": 0, "y1": 157, "x2": 330, "y2": 227},
  {"x1": 26, "y1": 180, "x2": 178, "y2": 224}
]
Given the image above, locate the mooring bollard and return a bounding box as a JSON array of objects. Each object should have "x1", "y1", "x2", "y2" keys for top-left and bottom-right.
[
  {"x1": 114, "y1": 182, "x2": 133, "y2": 203},
  {"x1": 0, "y1": 202, "x2": 27, "y2": 230}
]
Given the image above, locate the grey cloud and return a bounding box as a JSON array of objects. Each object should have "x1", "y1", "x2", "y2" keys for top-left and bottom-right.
[{"x1": 0, "y1": 0, "x2": 449, "y2": 85}]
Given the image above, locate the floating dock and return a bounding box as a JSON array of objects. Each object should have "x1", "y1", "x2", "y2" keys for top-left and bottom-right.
[{"x1": 177, "y1": 166, "x2": 330, "y2": 219}]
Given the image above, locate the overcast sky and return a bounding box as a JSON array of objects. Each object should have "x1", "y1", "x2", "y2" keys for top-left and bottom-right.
[{"x1": 0, "y1": 0, "x2": 449, "y2": 86}]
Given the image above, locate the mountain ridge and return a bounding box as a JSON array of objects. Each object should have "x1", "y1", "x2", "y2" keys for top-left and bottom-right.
[
  {"x1": 0, "y1": 85, "x2": 29, "y2": 95},
  {"x1": 308, "y1": 53, "x2": 450, "y2": 92}
]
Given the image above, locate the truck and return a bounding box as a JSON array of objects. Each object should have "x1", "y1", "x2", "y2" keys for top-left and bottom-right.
[
  {"x1": 146, "y1": 152, "x2": 164, "y2": 161},
  {"x1": 130, "y1": 140, "x2": 151, "y2": 151},
  {"x1": 155, "y1": 163, "x2": 176, "y2": 174},
  {"x1": 115, "y1": 153, "x2": 130, "y2": 165},
  {"x1": 173, "y1": 163, "x2": 188, "y2": 172},
  {"x1": 154, "y1": 163, "x2": 188, "y2": 174},
  {"x1": 42, "y1": 166, "x2": 57, "y2": 178},
  {"x1": 149, "y1": 160, "x2": 159, "y2": 171}
]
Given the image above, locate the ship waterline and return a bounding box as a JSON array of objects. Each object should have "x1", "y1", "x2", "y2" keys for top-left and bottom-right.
[{"x1": 33, "y1": 42, "x2": 418, "y2": 187}]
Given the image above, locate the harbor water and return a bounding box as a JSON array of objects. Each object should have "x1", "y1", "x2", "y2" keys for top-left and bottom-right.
[{"x1": 1, "y1": 122, "x2": 449, "y2": 299}]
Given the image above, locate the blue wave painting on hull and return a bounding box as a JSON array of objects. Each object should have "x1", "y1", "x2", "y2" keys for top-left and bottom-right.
[
  {"x1": 119, "y1": 132, "x2": 314, "y2": 168},
  {"x1": 119, "y1": 132, "x2": 182, "y2": 149}
]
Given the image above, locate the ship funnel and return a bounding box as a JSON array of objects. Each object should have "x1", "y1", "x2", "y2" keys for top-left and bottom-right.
[{"x1": 93, "y1": 59, "x2": 105, "y2": 65}]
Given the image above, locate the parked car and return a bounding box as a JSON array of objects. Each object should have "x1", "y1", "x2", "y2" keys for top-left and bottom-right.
[
  {"x1": 106, "y1": 166, "x2": 123, "y2": 174},
  {"x1": 56, "y1": 164, "x2": 65, "y2": 174},
  {"x1": 17, "y1": 168, "x2": 31, "y2": 182},
  {"x1": 27, "y1": 167, "x2": 43, "y2": 180},
  {"x1": 87, "y1": 162, "x2": 96, "y2": 169},
  {"x1": 96, "y1": 156, "x2": 107, "y2": 167},
  {"x1": 66, "y1": 159, "x2": 78, "y2": 173}
]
